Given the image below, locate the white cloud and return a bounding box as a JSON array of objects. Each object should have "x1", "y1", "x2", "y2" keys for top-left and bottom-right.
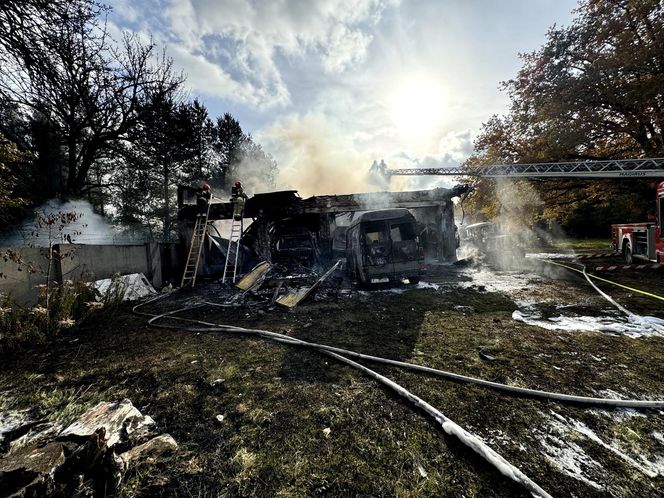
[
  {"x1": 437, "y1": 128, "x2": 476, "y2": 162},
  {"x1": 155, "y1": 0, "x2": 398, "y2": 107},
  {"x1": 321, "y1": 24, "x2": 373, "y2": 73},
  {"x1": 105, "y1": 0, "x2": 579, "y2": 196},
  {"x1": 110, "y1": 0, "x2": 140, "y2": 23},
  {"x1": 169, "y1": 44, "x2": 290, "y2": 107},
  {"x1": 372, "y1": 129, "x2": 477, "y2": 191}
]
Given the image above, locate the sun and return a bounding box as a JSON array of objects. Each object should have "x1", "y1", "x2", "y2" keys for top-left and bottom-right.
[{"x1": 390, "y1": 77, "x2": 445, "y2": 142}]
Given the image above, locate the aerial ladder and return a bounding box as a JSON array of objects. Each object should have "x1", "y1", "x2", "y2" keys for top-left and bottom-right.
[
  {"x1": 381, "y1": 157, "x2": 664, "y2": 179},
  {"x1": 222, "y1": 205, "x2": 244, "y2": 284},
  {"x1": 181, "y1": 201, "x2": 212, "y2": 288}
]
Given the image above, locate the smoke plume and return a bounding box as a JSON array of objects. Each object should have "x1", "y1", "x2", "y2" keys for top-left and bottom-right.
[
  {"x1": 262, "y1": 114, "x2": 383, "y2": 197},
  {"x1": 0, "y1": 199, "x2": 146, "y2": 248}
]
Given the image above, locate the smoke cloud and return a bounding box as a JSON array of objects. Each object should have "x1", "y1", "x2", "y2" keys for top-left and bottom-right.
[
  {"x1": 460, "y1": 178, "x2": 571, "y2": 269},
  {"x1": 262, "y1": 114, "x2": 383, "y2": 197},
  {"x1": 0, "y1": 199, "x2": 147, "y2": 248},
  {"x1": 260, "y1": 114, "x2": 475, "y2": 197}
]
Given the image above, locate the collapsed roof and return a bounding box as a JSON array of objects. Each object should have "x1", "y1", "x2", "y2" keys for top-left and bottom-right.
[{"x1": 177, "y1": 185, "x2": 470, "y2": 221}]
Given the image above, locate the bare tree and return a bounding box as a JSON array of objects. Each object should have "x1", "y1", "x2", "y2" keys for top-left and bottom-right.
[{"x1": 0, "y1": 0, "x2": 185, "y2": 198}]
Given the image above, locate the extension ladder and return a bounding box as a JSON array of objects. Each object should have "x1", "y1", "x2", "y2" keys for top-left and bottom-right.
[
  {"x1": 222, "y1": 210, "x2": 243, "y2": 284},
  {"x1": 180, "y1": 202, "x2": 212, "y2": 288}
]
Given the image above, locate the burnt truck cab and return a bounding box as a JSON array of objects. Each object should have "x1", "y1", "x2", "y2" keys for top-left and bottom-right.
[
  {"x1": 459, "y1": 222, "x2": 497, "y2": 246},
  {"x1": 346, "y1": 208, "x2": 424, "y2": 284},
  {"x1": 611, "y1": 181, "x2": 664, "y2": 263}
]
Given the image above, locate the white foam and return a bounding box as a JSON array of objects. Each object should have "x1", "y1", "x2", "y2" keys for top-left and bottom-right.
[
  {"x1": 458, "y1": 267, "x2": 546, "y2": 295},
  {"x1": 513, "y1": 305, "x2": 664, "y2": 338},
  {"x1": 539, "y1": 412, "x2": 604, "y2": 489},
  {"x1": 546, "y1": 411, "x2": 664, "y2": 479},
  {"x1": 541, "y1": 437, "x2": 603, "y2": 489},
  {"x1": 526, "y1": 253, "x2": 578, "y2": 260},
  {"x1": 415, "y1": 281, "x2": 440, "y2": 291},
  {"x1": 653, "y1": 432, "x2": 664, "y2": 446},
  {"x1": 569, "y1": 417, "x2": 660, "y2": 478}
]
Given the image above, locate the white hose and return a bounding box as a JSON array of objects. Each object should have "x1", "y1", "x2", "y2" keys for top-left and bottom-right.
[
  {"x1": 142, "y1": 305, "x2": 551, "y2": 497},
  {"x1": 581, "y1": 265, "x2": 664, "y2": 335},
  {"x1": 143, "y1": 308, "x2": 664, "y2": 409},
  {"x1": 326, "y1": 350, "x2": 552, "y2": 498},
  {"x1": 132, "y1": 290, "x2": 664, "y2": 497}
]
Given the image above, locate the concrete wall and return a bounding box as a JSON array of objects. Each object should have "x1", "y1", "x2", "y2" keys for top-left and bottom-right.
[
  {"x1": 58, "y1": 244, "x2": 161, "y2": 286},
  {"x1": 0, "y1": 247, "x2": 54, "y2": 305},
  {"x1": 0, "y1": 243, "x2": 164, "y2": 306}
]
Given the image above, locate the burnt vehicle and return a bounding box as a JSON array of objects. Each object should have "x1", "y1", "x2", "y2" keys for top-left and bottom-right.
[
  {"x1": 346, "y1": 208, "x2": 424, "y2": 284},
  {"x1": 459, "y1": 221, "x2": 525, "y2": 264},
  {"x1": 273, "y1": 226, "x2": 319, "y2": 267},
  {"x1": 458, "y1": 222, "x2": 497, "y2": 246}
]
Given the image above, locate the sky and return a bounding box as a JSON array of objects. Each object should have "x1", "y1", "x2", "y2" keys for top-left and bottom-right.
[{"x1": 107, "y1": 0, "x2": 579, "y2": 195}]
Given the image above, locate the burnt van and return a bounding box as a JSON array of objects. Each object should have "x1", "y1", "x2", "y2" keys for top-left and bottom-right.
[{"x1": 346, "y1": 208, "x2": 424, "y2": 284}]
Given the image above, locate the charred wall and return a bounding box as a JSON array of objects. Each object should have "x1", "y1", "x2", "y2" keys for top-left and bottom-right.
[{"x1": 177, "y1": 186, "x2": 465, "y2": 275}]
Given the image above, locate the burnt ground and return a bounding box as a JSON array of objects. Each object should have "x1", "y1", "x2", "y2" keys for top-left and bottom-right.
[{"x1": 2, "y1": 256, "x2": 664, "y2": 497}]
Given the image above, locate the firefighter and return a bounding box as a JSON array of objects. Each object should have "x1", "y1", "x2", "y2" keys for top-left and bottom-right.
[
  {"x1": 196, "y1": 183, "x2": 211, "y2": 217},
  {"x1": 230, "y1": 181, "x2": 248, "y2": 221}
]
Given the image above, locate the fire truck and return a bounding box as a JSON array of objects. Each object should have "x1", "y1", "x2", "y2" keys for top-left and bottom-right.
[{"x1": 611, "y1": 181, "x2": 664, "y2": 263}]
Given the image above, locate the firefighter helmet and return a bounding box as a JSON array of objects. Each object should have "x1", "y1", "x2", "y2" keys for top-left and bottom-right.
[
  {"x1": 235, "y1": 181, "x2": 242, "y2": 187},
  {"x1": 202, "y1": 183, "x2": 210, "y2": 190}
]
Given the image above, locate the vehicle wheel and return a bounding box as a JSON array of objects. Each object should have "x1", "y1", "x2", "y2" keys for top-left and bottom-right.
[
  {"x1": 408, "y1": 277, "x2": 420, "y2": 285},
  {"x1": 623, "y1": 244, "x2": 633, "y2": 264}
]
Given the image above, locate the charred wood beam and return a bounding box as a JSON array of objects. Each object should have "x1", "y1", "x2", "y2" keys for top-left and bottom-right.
[
  {"x1": 177, "y1": 187, "x2": 460, "y2": 222},
  {"x1": 299, "y1": 188, "x2": 458, "y2": 214}
]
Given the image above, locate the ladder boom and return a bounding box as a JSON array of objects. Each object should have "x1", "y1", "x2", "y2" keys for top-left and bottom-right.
[{"x1": 385, "y1": 157, "x2": 664, "y2": 179}]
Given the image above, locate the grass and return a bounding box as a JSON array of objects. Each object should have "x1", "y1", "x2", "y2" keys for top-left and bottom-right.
[
  {"x1": 550, "y1": 237, "x2": 613, "y2": 252},
  {"x1": 1, "y1": 269, "x2": 663, "y2": 497}
]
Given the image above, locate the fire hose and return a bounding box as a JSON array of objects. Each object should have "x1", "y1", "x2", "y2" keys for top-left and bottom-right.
[
  {"x1": 135, "y1": 298, "x2": 551, "y2": 497},
  {"x1": 541, "y1": 258, "x2": 664, "y2": 336},
  {"x1": 132, "y1": 285, "x2": 664, "y2": 498},
  {"x1": 543, "y1": 258, "x2": 664, "y2": 303}
]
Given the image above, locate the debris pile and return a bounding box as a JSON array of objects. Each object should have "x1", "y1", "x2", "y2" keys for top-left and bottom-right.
[
  {"x1": 228, "y1": 260, "x2": 344, "y2": 309},
  {"x1": 0, "y1": 399, "x2": 176, "y2": 497},
  {"x1": 93, "y1": 273, "x2": 157, "y2": 301}
]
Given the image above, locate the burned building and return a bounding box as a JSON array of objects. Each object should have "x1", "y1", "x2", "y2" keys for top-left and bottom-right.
[{"x1": 177, "y1": 185, "x2": 469, "y2": 278}]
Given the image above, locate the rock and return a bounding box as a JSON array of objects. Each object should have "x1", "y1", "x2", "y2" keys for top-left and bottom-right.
[
  {"x1": 1, "y1": 400, "x2": 170, "y2": 497},
  {"x1": 118, "y1": 434, "x2": 177, "y2": 470},
  {"x1": 59, "y1": 399, "x2": 154, "y2": 448},
  {"x1": 0, "y1": 411, "x2": 31, "y2": 454},
  {"x1": 7, "y1": 422, "x2": 63, "y2": 455},
  {"x1": 0, "y1": 441, "x2": 66, "y2": 497},
  {"x1": 57, "y1": 427, "x2": 106, "y2": 475}
]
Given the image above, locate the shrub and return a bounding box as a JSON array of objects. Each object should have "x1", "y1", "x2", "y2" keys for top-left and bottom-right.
[{"x1": 0, "y1": 279, "x2": 99, "y2": 354}]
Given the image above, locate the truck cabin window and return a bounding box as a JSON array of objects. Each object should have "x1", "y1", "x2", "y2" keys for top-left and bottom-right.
[
  {"x1": 390, "y1": 223, "x2": 416, "y2": 242},
  {"x1": 363, "y1": 222, "x2": 388, "y2": 245}
]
